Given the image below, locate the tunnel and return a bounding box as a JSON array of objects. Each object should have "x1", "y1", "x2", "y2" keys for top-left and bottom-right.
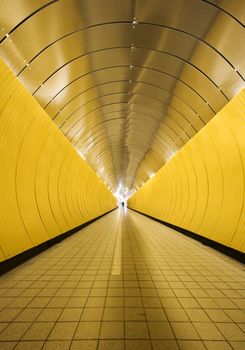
[{"x1": 0, "y1": 1, "x2": 245, "y2": 349}]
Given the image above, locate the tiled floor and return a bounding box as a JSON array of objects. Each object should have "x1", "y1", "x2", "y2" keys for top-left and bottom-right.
[{"x1": 0, "y1": 208, "x2": 244, "y2": 350}]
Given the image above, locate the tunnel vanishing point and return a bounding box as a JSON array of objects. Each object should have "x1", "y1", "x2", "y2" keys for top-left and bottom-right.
[{"x1": 0, "y1": 1, "x2": 245, "y2": 350}]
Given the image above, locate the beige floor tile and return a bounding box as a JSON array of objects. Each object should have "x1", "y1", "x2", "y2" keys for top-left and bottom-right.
[
  {"x1": 0, "y1": 342, "x2": 17, "y2": 350},
  {"x1": 58, "y1": 308, "x2": 83, "y2": 321},
  {"x1": 8, "y1": 298, "x2": 32, "y2": 308},
  {"x1": 90, "y1": 289, "x2": 107, "y2": 297},
  {"x1": 48, "y1": 321, "x2": 77, "y2": 340},
  {"x1": 38, "y1": 289, "x2": 58, "y2": 297},
  {"x1": 99, "y1": 321, "x2": 124, "y2": 339},
  {"x1": 165, "y1": 308, "x2": 189, "y2": 321},
  {"x1": 20, "y1": 290, "x2": 43, "y2": 298},
  {"x1": 37, "y1": 308, "x2": 62, "y2": 321},
  {"x1": 231, "y1": 299, "x2": 245, "y2": 308},
  {"x1": 0, "y1": 322, "x2": 9, "y2": 333},
  {"x1": 66, "y1": 297, "x2": 87, "y2": 308},
  {"x1": 215, "y1": 323, "x2": 245, "y2": 341},
  {"x1": 157, "y1": 289, "x2": 174, "y2": 297},
  {"x1": 229, "y1": 341, "x2": 245, "y2": 350},
  {"x1": 173, "y1": 289, "x2": 192, "y2": 297},
  {"x1": 205, "y1": 309, "x2": 232, "y2": 322},
  {"x1": 144, "y1": 308, "x2": 167, "y2": 321},
  {"x1": 160, "y1": 297, "x2": 182, "y2": 308},
  {"x1": 124, "y1": 307, "x2": 145, "y2": 321},
  {"x1": 189, "y1": 289, "x2": 209, "y2": 298},
  {"x1": 171, "y1": 321, "x2": 200, "y2": 340},
  {"x1": 169, "y1": 282, "x2": 185, "y2": 289},
  {"x1": 86, "y1": 297, "x2": 105, "y2": 307},
  {"x1": 27, "y1": 297, "x2": 51, "y2": 308},
  {"x1": 74, "y1": 321, "x2": 100, "y2": 339},
  {"x1": 22, "y1": 322, "x2": 54, "y2": 340},
  {"x1": 185, "y1": 308, "x2": 210, "y2": 322},
  {"x1": 154, "y1": 282, "x2": 170, "y2": 289},
  {"x1": 125, "y1": 321, "x2": 149, "y2": 339},
  {"x1": 142, "y1": 297, "x2": 162, "y2": 308},
  {"x1": 98, "y1": 339, "x2": 124, "y2": 350},
  {"x1": 152, "y1": 339, "x2": 179, "y2": 349},
  {"x1": 103, "y1": 308, "x2": 124, "y2": 321},
  {"x1": 42, "y1": 340, "x2": 71, "y2": 349},
  {"x1": 204, "y1": 340, "x2": 233, "y2": 350},
  {"x1": 215, "y1": 298, "x2": 237, "y2": 309},
  {"x1": 125, "y1": 339, "x2": 151, "y2": 350},
  {"x1": 14, "y1": 341, "x2": 44, "y2": 350},
  {"x1": 178, "y1": 297, "x2": 201, "y2": 308},
  {"x1": 46, "y1": 298, "x2": 69, "y2": 308},
  {"x1": 238, "y1": 323, "x2": 245, "y2": 332},
  {"x1": 81, "y1": 308, "x2": 104, "y2": 321},
  {"x1": 0, "y1": 298, "x2": 14, "y2": 309},
  {"x1": 0, "y1": 308, "x2": 22, "y2": 322},
  {"x1": 0, "y1": 322, "x2": 31, "y2": 341},
  {"x1": 139, "y1": 281, "x2": 155, "y2": 288},
  {"x1": 148, "y1": 321, "x2": 174, "y2": 339},
  {"x1": 1, "y1": 209, "x2": 245, "y2": 347},
  {"x1": 178, "y1": 340, "x2": 206, "y2": 349},
  {"x1": 205, "y1": 289, "x2": 225, "y2": 298},
  {"x1": 72, "y1": 289, "x2": 90, "y2": 297},
  {"x1": 93, "y1": 281, "x2": 108, "y2": 288},
  {"x1": 108, "y1": 281, "x2": 123, "y2": 288},
  {"x1": 141, "y1": 288, "x2": 158, "y2": 297},
  {"x1": 55, "y1": 289, "x2": 74, "y2": 297},
  {"x1": 193, "y1": 322, "x2": 224, "y2": 340},
  {"x1": 124, "y1": 288, "x2": 140, "y2": 297},
  {"x1": 224, "y1": 309, "x2": 245, "y2": 322},
  {"x1": 124, "y1": 297, "x2": 143, "y2": 308},
  {"x1": 107, "y1": 288, "x2": 124, "y2": 296}
]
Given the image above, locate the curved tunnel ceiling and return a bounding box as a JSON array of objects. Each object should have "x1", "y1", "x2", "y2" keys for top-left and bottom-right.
[{"x1": 0, "y1": 0, "x2": 244, "y2": 199}]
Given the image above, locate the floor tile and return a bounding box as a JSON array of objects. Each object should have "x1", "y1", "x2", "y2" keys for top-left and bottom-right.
[
  {"x1": 152, "y1": 339, "x2": 179, "y2": 349},
  {"x1": 99, "y1": 322, "x2": 124, "y2": 339},
  {"x1": 58, "y1": 308, "x2": 83, "y2": 321},
  {"x1": 148, "y1": 321, "x2": 174, "y2": 339},
  {"x1": 103, "y1": 308, "x2": 124, "y2": 321},
  {"x1": 193, "y1": 322, "x2": 224, "y2": 340},
  {"x1": 178, "y1": 340, "x2": 206, "y2": 349},
  {"x1": 125, "y1": 321, "x2": 149, "y2": 339},
  {"x1": 204, "y1": 340, "x2": 233, "y2": 350},
  {"x1": 0, "y1": 322, "x2": 31, "y2": 341},
  {"x1": 14, "y1": 341, "x2": 44, "y2": 350},
  {"x1": 215, "y1": 323, "x2": 245, "y2": 341},
  {"x1": 98, "y1": 339, "x2": 124, "y2": 350},
  {"x1": 144, "y1": 308, "x2": 167, "y2": 321},
  {"x1": 0, "y1": 342, "x2": 17, "y2": 350},
  {"x1": 74, "y1": 321, "x2": 100, "y2": 339},
  {"x1": 125, "y1": 339, "x2": 151, "y2": 349},
  {"x1": 171, "y1": 321, "x2": 200, "y2": 339},
  {"x1": 37, "y1": 308, "x2": 62, "y2": 321},
  {"x1": 48, "y1": 321, "x2": 77, "y2": 340},
  {"x1": 0, "y1": 209, "x2": 244, "y2": 348},
  {"x1": 22, "y1": 322, "x2": 54, "y2": 340},
  {"x1": 165, "y1": 308, "x2": 188, "y2": 321},
  {"x1": 81, "y1": 308, "x2": 104, "y2": 321}
]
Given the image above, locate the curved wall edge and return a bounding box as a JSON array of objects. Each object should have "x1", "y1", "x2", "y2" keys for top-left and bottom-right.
[
  {"x1": 0, "y1": 58, "x2": 117, "y2": 262},
  {"x1": 128, "y1": 88, "x2": 245, "y2": 253}
]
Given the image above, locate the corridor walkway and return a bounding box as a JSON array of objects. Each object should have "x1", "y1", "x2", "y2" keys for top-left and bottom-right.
[{"x1": 0, "y1": 209, "x2": 244, "y2": 350}]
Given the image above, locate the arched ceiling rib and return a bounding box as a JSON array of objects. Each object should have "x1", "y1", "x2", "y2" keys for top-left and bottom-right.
[{"x1": 0, "y1": 0, "x2": 244, "y2": 198}]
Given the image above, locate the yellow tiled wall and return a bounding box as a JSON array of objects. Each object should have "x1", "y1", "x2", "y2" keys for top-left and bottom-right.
[
  {"x1": 0, "y1": 59, "x2": 116, "y2": 262},
  {"x1": 128, "y1": 89, "x2": 245, "y2": 253}
]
